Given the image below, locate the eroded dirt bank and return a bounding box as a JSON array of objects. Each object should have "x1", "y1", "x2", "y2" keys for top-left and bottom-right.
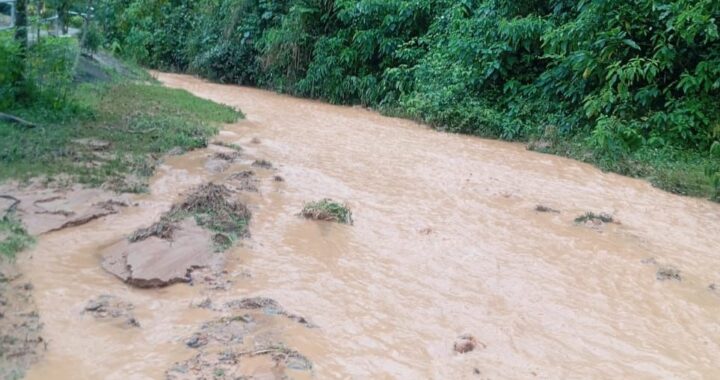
[{"x1": 13, "y1": 73, "x2": 720, "y2": 379}]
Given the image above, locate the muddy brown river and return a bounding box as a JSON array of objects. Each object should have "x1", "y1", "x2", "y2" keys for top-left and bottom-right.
[{"x1": 17, "y1": 73, "x2": 720, "y2": 379}]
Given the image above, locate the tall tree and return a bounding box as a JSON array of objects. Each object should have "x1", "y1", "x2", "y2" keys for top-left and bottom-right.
[
  {"x1": 58, "y1": 0, "x2": 70, "y2": 34},
  {"x1": 14, "y1": 0, "x2": 28, "y2": 49}
]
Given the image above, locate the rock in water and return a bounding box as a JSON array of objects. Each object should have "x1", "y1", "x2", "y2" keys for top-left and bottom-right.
[{"x1": 454, "y1": 334, "x2": 483, "y2": 354}]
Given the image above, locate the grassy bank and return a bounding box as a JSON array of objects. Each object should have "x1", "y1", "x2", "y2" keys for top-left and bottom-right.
[
  {"x1": 0, "y1": 49, "x2": 241, "y2": 258},
  {"x1": 1, "y1": 75, "x2": 240, "y2": 192},
  {"x1": 530, "y1": 135, "x2": 718, "y2": 200}
]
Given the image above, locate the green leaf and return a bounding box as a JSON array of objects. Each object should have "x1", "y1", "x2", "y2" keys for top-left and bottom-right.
[
  {"x1": 622, "y1": 39, "x2": 640, "y2": 50},
  {"x1": 711, "y1": 141, "x2": 720, "y2": 157}
]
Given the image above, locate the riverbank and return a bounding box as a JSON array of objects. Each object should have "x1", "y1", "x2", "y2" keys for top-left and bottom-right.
[
  {"x1": 0, "y1": 53, "x2": 240, "y2": 259},
  {"x1": 0, "y1": 53, "x2": 246, "y2": 377}
]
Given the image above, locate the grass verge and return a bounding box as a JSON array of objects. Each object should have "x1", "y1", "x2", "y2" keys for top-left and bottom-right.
[
  {"x1": 530, "y1": 136, "x2": 718, "y2": 201},
  {"x1": 1, "y1": 81, "x2": 241, "y2": 192}
]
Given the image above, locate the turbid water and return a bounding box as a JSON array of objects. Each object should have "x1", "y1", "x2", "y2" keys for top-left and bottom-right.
[{"x1": 17, "y1": 73, "x2": 720, "y2": 379}]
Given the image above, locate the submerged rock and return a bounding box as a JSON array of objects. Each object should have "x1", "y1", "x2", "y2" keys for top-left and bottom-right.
[
  {"x1": 205, "y1": 146, "x2": 241, "y2": 173},
  {"x1": 454, "y1": 334, "x2": 484, "y2": 354},
  {"x1": 656, "y1": 266, "x2": 682, "y2": 282},
  {"x1": 225, "y1": 297, "x2": 316, "y2": 327},
  {"x1": 251, "y1": 159, "x2": 273, "y2": 169},
  {"x1": 535, "y1": 204, "x2": 560, "y2": 213},
  {"x1": 204, "y1": 159, "x2": 231, "y2": 173},
  {"x1": 83, "y1": 294, "x2": 140, "y2": 328}
]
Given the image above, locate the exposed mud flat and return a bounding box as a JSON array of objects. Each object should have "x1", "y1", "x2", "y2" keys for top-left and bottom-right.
[
  {"x1": 0, "y1": 183, "x2": 132, "y2": 236},
  {"x1": 11, "y1": 73, "x2": 720, "y2": 380},
  {"x1": 101, "y1": 183, "x2": 251, "y2": 288},
  {"x1": 101, "y1": 219, "x2": 218, "y2": 288}
]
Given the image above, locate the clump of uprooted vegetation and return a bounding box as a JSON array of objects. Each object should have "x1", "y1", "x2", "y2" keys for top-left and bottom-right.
[
  {"x1": 0, "y1": 196, "x2": 34, "y2": 258},
  {"x1": 574, "y1": 212, "x2": 614, "y2": 224},
  {"x1": 300, "y1": 199, "x2": 353, "y2": 225},
  {"x1": 0, "y1": 214, "x2": 34, "y2": 259},
  {"x1": 212, "y1": 141, "x2": 243, "y2": 152},
  {"x1": 131, "y1": 183, "x2": 250, "y2": 251}
]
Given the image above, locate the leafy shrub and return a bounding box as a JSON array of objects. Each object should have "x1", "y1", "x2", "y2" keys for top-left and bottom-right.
[
  {"x1": 69, "y1": 15, "x2": 84, "y2": 29},
  {"x1": 82, "y1": 23, "x2": 104, "y2": 55},
  {"x1": 708, "y1": 141, "x2": 720, "y2": 200},
  {"x1": 25, "y1": 37, "x2": 79, "y2": 108},
  {"x1": 0, "y1": 32, "x2": 22, "y2": 109}
]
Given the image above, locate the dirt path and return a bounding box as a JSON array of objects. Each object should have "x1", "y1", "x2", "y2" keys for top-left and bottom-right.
[{"x1": 9, "y1": 72, "x2": 720, "y2": 379}]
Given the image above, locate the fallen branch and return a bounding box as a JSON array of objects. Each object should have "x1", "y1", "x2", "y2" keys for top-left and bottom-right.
[{"x1": 0, "y1": 112, "x2": 38, "y2": 128}]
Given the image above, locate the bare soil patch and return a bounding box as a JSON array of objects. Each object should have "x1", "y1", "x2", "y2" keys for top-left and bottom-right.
[
  {"x1": 167, "y1": 298, "x2": 314, "y2": 380},
  {"x1": 0, "y1": 183, "x2": 131, "y2": 236}
]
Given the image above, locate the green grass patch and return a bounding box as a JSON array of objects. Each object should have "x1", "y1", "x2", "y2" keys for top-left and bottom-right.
[
  {"x1": 0, "y1": 82, "x2": 241, "y2": 191},
  {"x1": 301, "y1": 199, "x2": 353, "y2": 225},
  {"x1": 0, "y1": 215, "x2": 34, "y2": 259}
]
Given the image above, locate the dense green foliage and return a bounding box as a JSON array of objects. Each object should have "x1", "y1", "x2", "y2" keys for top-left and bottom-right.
[
  {"x1": 96, "y1": 0, "x2": 720, "y2": 199},
  {"x1": 0, "y1": 31, "x2": 79, "y2": 110}
]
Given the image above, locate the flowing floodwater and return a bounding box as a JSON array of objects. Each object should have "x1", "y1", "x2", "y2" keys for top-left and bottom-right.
[{"x1": 19, "y1": 73, "x2": 720, "y2": 379}]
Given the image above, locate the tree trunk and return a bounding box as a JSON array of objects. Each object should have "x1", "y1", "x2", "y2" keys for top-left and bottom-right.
[
  {"x1": 58, "y1": 2, "x2": 69, "y2": 34},
  {"x1": 79, "y1": 0, "x2": 94, "y2": 50},
  {"x1": 14, "y1": 0, "x2": 28, "y2": 49}
]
